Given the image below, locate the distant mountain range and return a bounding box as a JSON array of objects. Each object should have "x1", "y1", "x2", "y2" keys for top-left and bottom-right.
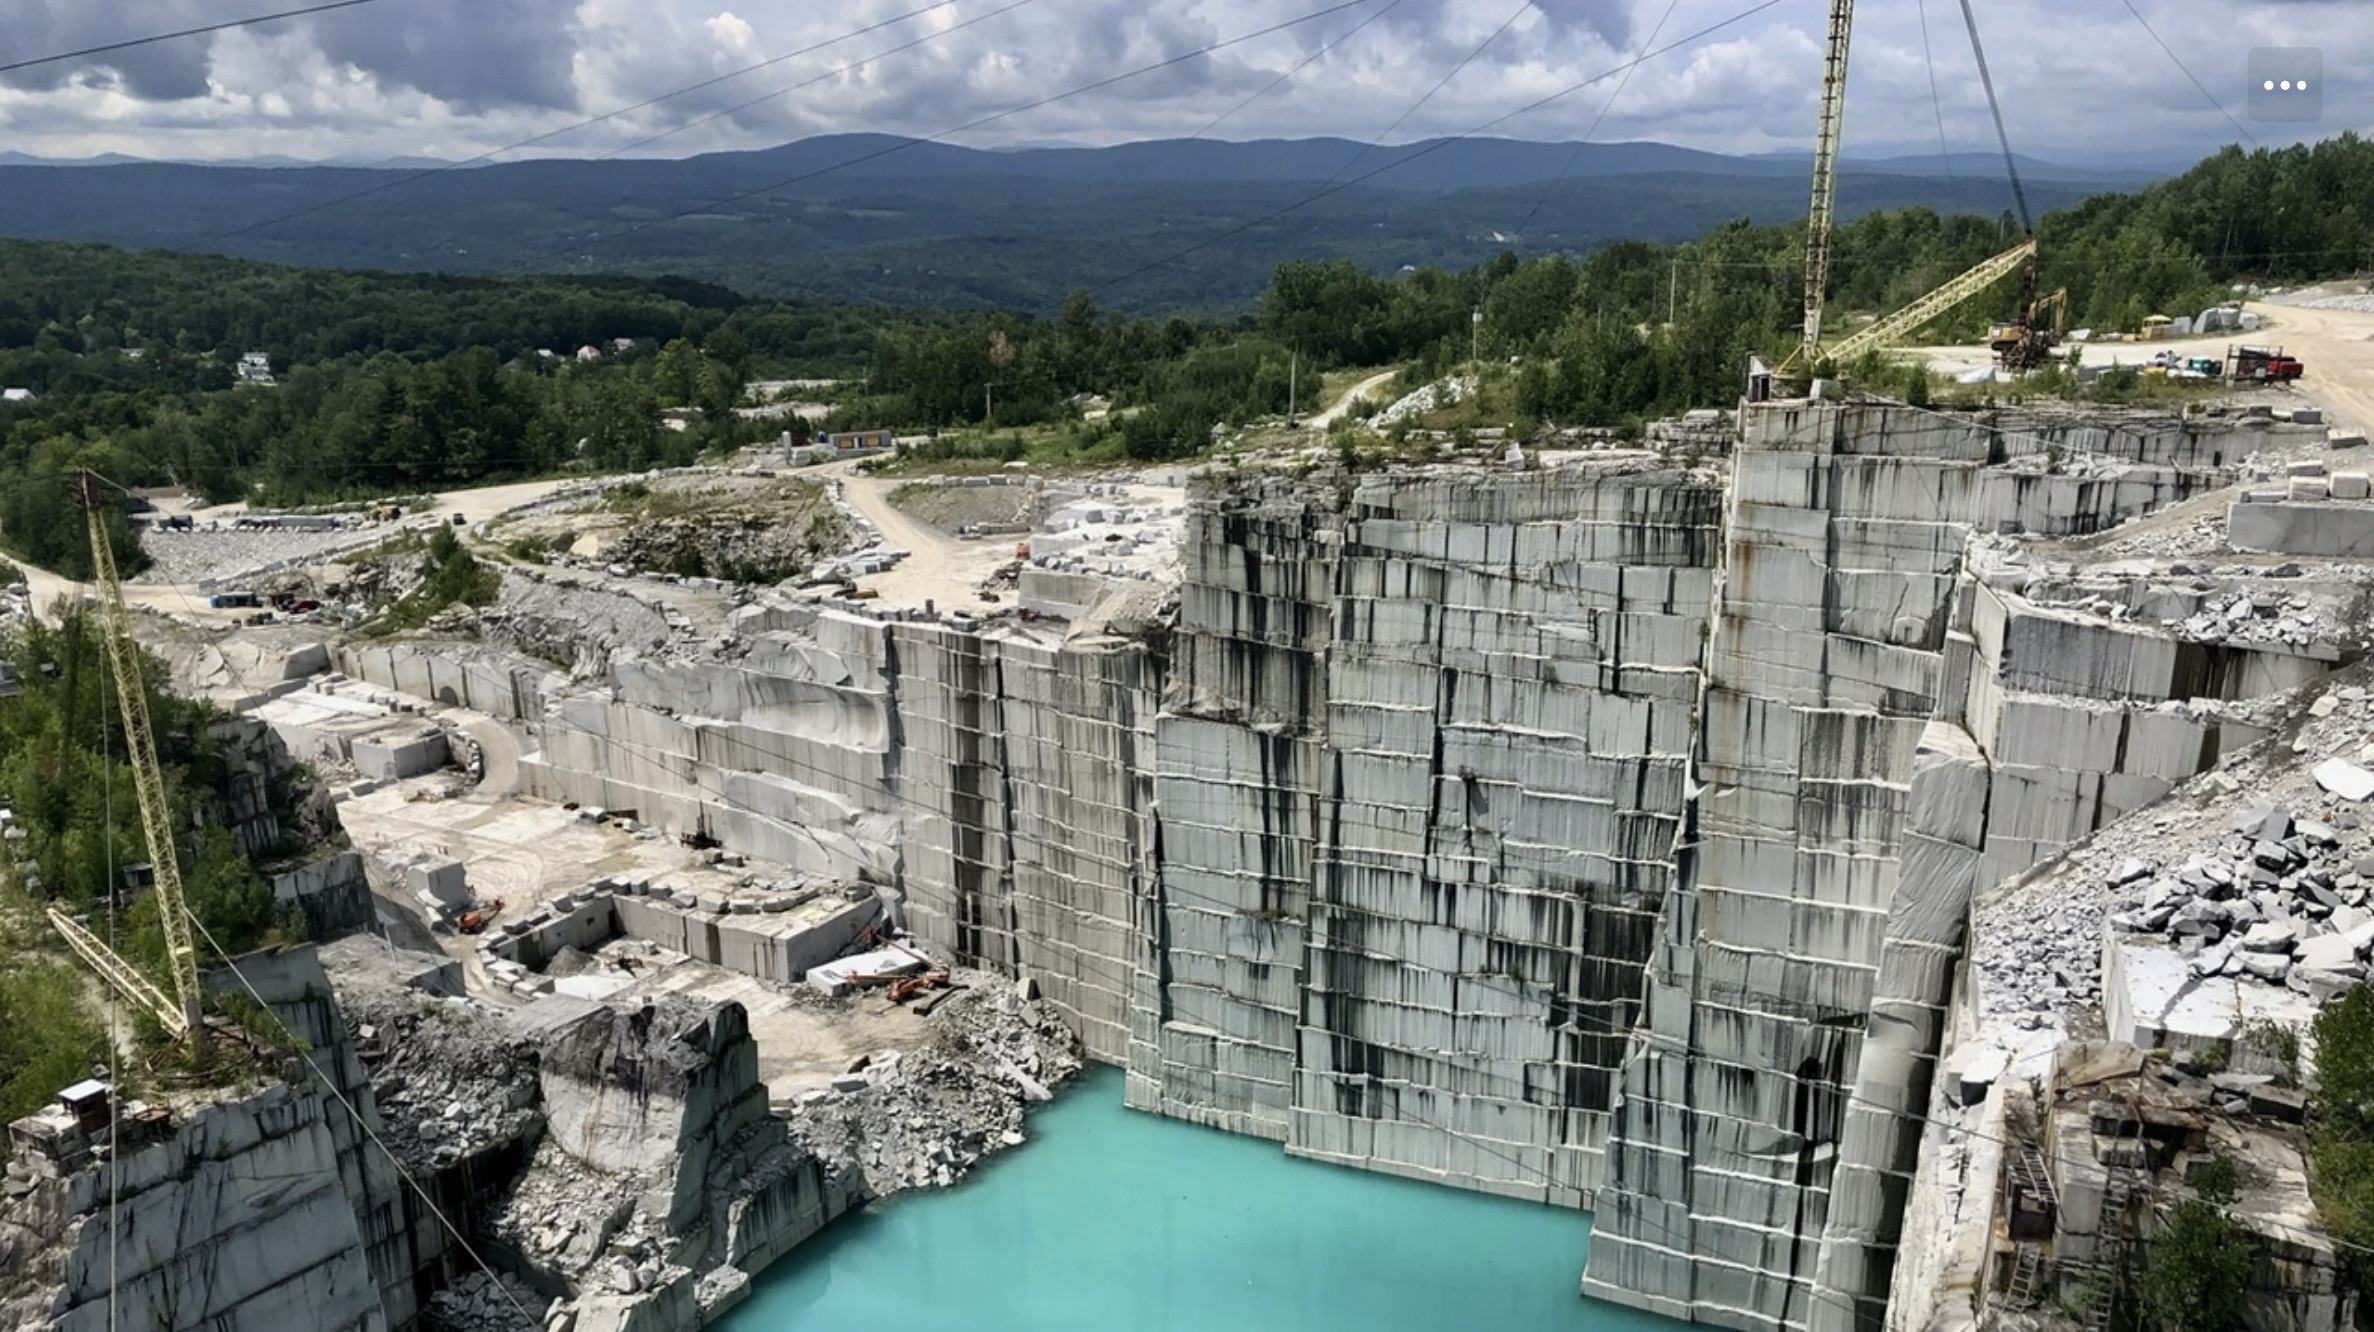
[{"x1": 0, "y1": 134, "x2": 2166, "y2": 313}]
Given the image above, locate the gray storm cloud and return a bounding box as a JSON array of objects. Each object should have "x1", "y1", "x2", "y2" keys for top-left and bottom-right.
[
  {"x1": 1, "y1": 0, "x2": 582, "y2": 111},
  {"x1": 306, "y1": 0, "x2": 584, "y2": 111},
  {"x1": 0, "y1": 0, "x2": 2361, "y2": 163},
  {"x1": 3, "y1": 1, "x2": 217, "y2": 99}
]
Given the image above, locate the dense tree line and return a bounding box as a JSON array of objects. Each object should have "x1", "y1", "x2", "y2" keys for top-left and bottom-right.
[{"x1": 3, "y1": 133, "x2": 2371, "y2": 532}]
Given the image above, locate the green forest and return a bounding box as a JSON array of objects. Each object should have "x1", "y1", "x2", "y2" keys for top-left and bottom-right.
[
  {"x1": 2, "y1": 132, "x2": 2370, "y2": 572},
  {"x1": 0, "y1": 613, "x2": 293, "y2": 1120}
]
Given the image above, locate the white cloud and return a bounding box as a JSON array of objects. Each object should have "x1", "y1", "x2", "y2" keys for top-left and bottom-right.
[{"x1": 0, "y1": 0, "x2": 2362, "y2": 164}]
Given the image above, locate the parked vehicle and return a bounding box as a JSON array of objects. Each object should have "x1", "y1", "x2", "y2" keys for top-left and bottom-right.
[{"x1": 2229, "y1": 345, "x2": 2305, "y2": 383}]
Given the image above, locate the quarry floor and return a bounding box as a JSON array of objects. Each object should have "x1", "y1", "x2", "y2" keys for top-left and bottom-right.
[{"x1": 336, "y1": 773, "x2": 945, "y2": 1103}]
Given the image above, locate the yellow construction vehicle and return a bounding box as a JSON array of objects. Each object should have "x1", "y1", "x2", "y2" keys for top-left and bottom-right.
[{"x1": 1988, "y1": 287, "x2": 2068, "y2": 371}]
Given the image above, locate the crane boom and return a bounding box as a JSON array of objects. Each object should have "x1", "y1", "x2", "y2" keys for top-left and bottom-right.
[
  {"x1": 1823, "y1": 237, "x2": 2037, "y2": 365},
  {"x1": 1799, "y1": 0, "x2": 1855, "y2": 369},
  {"x1": 47, "y1": 907, "x2": 189, "y2": 1038},
  {"x1": 78, "y1": 472, "x2": 202, "y2": 1035}
]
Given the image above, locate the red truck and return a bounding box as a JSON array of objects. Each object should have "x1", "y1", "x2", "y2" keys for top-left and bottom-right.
[{"x1": 2228, "y1": 345, "x2": 2305, "y2": 384}]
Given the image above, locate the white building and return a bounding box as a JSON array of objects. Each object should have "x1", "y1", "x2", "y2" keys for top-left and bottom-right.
[{"x1": 235, "y1": 352, "x2": 275, "y2": 385}]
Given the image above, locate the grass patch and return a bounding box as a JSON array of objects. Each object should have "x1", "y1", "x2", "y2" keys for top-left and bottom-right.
[{"x1": 362, "y1": 527, "x2": 500, "y2": 634}]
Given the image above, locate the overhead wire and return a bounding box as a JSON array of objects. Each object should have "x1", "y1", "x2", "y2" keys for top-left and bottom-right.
[
  {"x1": 0, "y1": 0, "x2": 382, "y2": 76},
  {"x1": 1180, "y1": 0, "x2": 1411, "y2": 142},
  {"x1": 1511, "y1": 0, "x2": 1683, "y2": 237},
  {"x1": 58, "y1": 466, "x2": 546, "y2": 1327},
  {"x1": 2116, "y1": 0, "x2": 2257, "y2": 149},
  {"x1": 177, "y1": 902, "x2": 550, "y2": 1326},
  {"x1": 101, "y1": 651, "x2": 120, "y2": 1332},
  {"x1": 1314, "y1": 0, "x2": 1536, "y2": 190},
  {"x1": 584, "y1": 0, "x2": 1040, "y2": 165},
  {"x1": 1914, "y1": 0, "x2": 1954, "y2": 181},
  {"x1": 212, "y1": 0, "x2": 976, "y2": 241}
]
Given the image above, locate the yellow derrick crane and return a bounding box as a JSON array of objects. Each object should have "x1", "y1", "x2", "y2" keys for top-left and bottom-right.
[
  {"x1": 1779, "y1": 0, "x2": 2038, "y2": 381},
  {"x1": 42, "y1": 470, "x2": 205, "y2": 1042},
  {"x1": 1826, "y1": 238, "x2": 2039, "y2": 365}
]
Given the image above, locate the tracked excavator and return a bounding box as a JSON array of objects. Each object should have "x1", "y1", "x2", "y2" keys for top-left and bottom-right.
[{"x1": 1989, "y1": 286, "x2": 2069, "y2": 371}]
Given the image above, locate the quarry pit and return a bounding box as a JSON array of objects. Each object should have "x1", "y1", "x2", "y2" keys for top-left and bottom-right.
[{"x1": 15, "y1": 355, "x2": 2374, "y2": 1332}]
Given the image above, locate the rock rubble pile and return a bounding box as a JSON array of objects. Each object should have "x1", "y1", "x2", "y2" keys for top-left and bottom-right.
[
  {"x1": 788, "y1": 979, "x2": 1083, "y2": 1197},
  {"x1": 135, "y1": 524, "x2": 388, "y2": 586},
  {"x1": 606, "y1": 508, "x2": 847, "y2": 587},
  {"x1": 421, "y1": 1271, "x2": 547, "y2": 1332},
  {"x1": 347, "y1": 992, "x2": 543, "y2": 1172},
  {"x1": 1978, "y1": 671, "x2": 2374, "y2": 1028},
  {"x1": 481, "y1": 569, "x2": 689, "y2": 675},
  {"x1": 2104, "y1": 772, "x2": 2374, "y2": 1001},
  {"x1": 1372, "y1": 374, "x2": 1477, "y2": 427},
  {"x1": 2166, "y1": 584, "x2": 2370, "y2": 648}
]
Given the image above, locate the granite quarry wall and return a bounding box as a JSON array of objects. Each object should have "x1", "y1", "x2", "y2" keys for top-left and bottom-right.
[{"x1": 330, "y1": 402, "x2": 2329, "y2": 1332}]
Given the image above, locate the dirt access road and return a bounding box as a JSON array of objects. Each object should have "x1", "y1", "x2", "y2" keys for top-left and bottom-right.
[
  {"x1": 1913, "y1": 295, "x2": 2374, "y2": 433},
  {"x1": 1306, "y1": 369, "x2": 1399, "y2": 430},
  {"x1": 2246, "y1": 298, "x2": 2374, "y2": 435},
  {"x1": 820, "y1": 460, "x2": 1016, "y2": 611},
  {"x1": 3, "y1": 475, "x2": 586, "y2": 623}
]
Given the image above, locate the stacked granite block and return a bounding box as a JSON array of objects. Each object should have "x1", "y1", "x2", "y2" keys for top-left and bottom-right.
[
  {"x1": 1132, "y1": 481, "x2": 1338, "y2": 1140},
  {"x1": 1290, "y1": 469, "x2": 1719, "y2": 1203}
]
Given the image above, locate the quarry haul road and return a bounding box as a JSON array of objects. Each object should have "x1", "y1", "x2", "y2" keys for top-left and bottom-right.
[
  {"x1": 1913, "y1": 296, "x2": 2374, "y2": 434},
  {"x1": 2247, "y1": 300, "x2": 2374, "y2": 435},
  {"x1": 821, "y1": 460, "x2": 1014, "y2": 611},
  {"x1": 1307, "y1": 369, "x2": 1399, "y2": 430},
  {"x1": 3, "y1": 475, "x2": 586, "y2": 622}
]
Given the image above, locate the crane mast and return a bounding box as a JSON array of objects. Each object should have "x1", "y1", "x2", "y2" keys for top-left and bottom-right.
[
  {"x1": 1799, "y1": 0, "x2": 1855, "y2": 370},
  {"x1": 75, "y1": 470, "x2": 203, "y2": 1036}
]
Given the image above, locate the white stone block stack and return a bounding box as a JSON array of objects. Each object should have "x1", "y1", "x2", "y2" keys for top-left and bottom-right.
[
  {"x1": 1291, "y1": 470, "x2": 1720, "y2": 1203},
  {"x1": 1589, "y1": 402, "x2": 1979, "y2": 1332},
  {"x1": 1133, "y1": 483, "x2": 1339, "y2": 1139},
  {"x1": 988, "y1": 632, "x2": 1159, "y2": 1064}
]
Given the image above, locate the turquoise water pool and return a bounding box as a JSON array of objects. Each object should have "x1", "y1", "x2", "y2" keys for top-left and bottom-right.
[{"x1": 717, "y1": 1066, "x2": 1673, "y2": 1332}]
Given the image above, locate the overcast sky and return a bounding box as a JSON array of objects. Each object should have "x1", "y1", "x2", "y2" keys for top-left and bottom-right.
[{"x1": 1, "y1": 0, "x2": 2363, "y2": 166}]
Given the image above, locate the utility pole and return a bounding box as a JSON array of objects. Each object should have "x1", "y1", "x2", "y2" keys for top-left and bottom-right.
[
  {"x1": 1287, "y1": 344, "x2": 1298, "y2": 428},
  {"x1": 984, "y1": 382, "x2": 993, "y2": 426},
  {"x1": 1669, "y1": 259, "x2": 1678, "y2": 326},
  {"x1": 1471, "y1": 307, "x2": 1482, "y2": 364}
]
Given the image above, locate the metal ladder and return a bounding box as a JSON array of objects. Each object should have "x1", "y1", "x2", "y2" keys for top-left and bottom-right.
[
  {"x1": 2003, "y1": 1241, "x2": 2048, "y2": 1309},
  {"x1": 2071, "y1": 1168, "x2": 2137, "y2": 1332},
  {"x1": 1998, "y1": 1142, "x2": 2059, "y2": 1310}
]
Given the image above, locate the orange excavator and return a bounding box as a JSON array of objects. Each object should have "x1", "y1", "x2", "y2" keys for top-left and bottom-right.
[
  {"x1": 456, "y1": 898, "x2": 506, "y2": 934},
  {"x1": 849, "y1": 929, "x2": 952, "y2": 1003}
]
